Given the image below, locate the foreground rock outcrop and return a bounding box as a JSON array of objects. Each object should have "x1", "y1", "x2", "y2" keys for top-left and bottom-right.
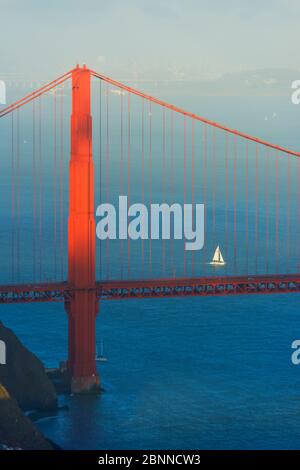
[
  {"x1": 0, "y1": 321, "x2": 57, "y2": 411},
  {"x1": 0, "y1": 385, "x2": 53, "y2": 450},
  {"x1": 0, "y1": 321, "x2": 59, "y2": 449}
]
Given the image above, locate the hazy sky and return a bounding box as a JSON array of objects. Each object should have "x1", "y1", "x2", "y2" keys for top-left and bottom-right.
[{"x1": 1, "y1": 0, "x2": 300, "y2": 81}]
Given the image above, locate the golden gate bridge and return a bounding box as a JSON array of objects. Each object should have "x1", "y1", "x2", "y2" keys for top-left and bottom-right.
[{"x1": 0, "y1": 64, "x2": 299, "y2": 392}]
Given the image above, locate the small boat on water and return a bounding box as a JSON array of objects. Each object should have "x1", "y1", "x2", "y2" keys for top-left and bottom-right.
[
  {"x1": 96, "y1": 340, "x2": 108, "y2": 363},
  {"x1": 209, "y1": 246, "x2": 226, "y2": 266}
]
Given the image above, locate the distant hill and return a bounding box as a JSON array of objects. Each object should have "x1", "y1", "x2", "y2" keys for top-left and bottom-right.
[{"x1": 123, "y1": 68, "x2": 300, "y2": 98}]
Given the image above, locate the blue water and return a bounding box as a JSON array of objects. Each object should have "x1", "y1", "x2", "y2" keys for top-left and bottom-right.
[
  {"x1": 1, "y1": 92, "x2": 300, "y2": 449},
  {"x1": 1, "y1": 293, "x2": 300, "y2": 449}
]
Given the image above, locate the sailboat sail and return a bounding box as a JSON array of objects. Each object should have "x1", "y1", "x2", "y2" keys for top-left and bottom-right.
[
  {"x1": 210, "y1": 246, "x2": 226, "y2": 265},
  {"x1": 96, "y1": 339, "x2": 108, "y2": 362}
]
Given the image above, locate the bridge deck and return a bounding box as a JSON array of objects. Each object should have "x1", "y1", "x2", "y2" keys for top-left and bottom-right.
[{"x1": 0, "y1": 274, "x2": 300, "y2": 303}]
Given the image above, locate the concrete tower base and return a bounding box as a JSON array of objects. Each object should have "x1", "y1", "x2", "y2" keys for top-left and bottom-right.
[{"x1": 71, "y1": 374, "x2": 101, "y2": 394}]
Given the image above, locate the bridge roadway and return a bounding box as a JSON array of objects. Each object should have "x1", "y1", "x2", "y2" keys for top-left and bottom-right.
[{"x1": 0, "y1": 274, "x2": 300, "y2": 303}]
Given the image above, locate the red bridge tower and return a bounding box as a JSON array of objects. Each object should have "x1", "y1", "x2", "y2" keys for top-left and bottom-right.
[{"x1": 65, "y1": 65, "x2": 99, "y2": 393}]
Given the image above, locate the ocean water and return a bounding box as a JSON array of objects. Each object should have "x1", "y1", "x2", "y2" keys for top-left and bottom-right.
[
  {"x1": 1, "y1": 293, "x2": 300, "y2": 450},
  {"x1": 1, "y1": 92, "x2": 300, "y2": 449}
]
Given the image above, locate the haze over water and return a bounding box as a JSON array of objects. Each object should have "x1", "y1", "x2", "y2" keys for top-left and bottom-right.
[{"x1": 1, "y1": 91, "x2": 300, "y2": 449}]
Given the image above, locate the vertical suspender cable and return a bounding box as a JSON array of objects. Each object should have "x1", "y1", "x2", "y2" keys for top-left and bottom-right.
[
  {"x1": 120, "y1": 92, "x2": 124, "y2": 279},
  {"x1": 11, "y1": 113, "x2": 15, "y2": 282},
  {"x1": 162, "y1": 108, "x2": 166, "y2": 274},
  {"x1": 192, "y1": 119, "x2": 195, "y2": 276},
  {"x1": 53, "y1": 92, "x2": 57, "y2": 280},
  {"x1": 233, "y1": 135, "x2": 237, "y2": 272},
  {"x1": 33, "y1": 100, "x2": 37, "y2": 282},
  {"x1": 225, "y1": 133, "x2": 229, "y2": 273},
  {"x1": 212, "y1": 128, "x2": 216, "y2": 238},
  {"x1": 297, "y1": 156, "x2": 300, "y2": 262},
  {"x1": 39, "y1": 98, "x2": 43, "y2": 281},
  {"x1": 265, "y1": 149, "x2": 269, "y2": 273},
  {"x1": 127, "y1": 92, "x2": 131, "y2": 277},
  {"x1": 287, "y1": 153, "x2": 291, "y2": 273},
  {"x1": 183, "y1": 116, "x2": 187, "y2": 275},
  {"x1": 245, "y1": 142, "x2": 249, "y2": 274},
  {"x1": 17, "y1": 109, "x2": 21, "y2": 281},
  {"x1": 275, "y1": 152, "x2": 279, "y2": 273},
  {"x1": 255, "y1": 144, "x2": 259, "y2": 273},
  {"x1": 60, "y1": 85, "x2": 64, "y2": 280},
  {"x1": 105, "y1": 83, "x2": 109, "y2": 279},
  {"x1": 170, "y1": 110, "x2": 174, "y2": 276},
  {"x1": 99, "y1": 80, "x2": 103, "y2": 280},
  {"x1": 149, "y1": 101, "x2": 152, "y2": 275},
  {"x1": 203, "y1": 125, "x2": 207, "y2": 269},
  {"x1": 141, "y1": 98, "x2": 145, "y2": 275}
]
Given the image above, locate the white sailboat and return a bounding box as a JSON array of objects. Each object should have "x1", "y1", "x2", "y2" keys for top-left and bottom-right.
[
  {"x1": 210, "y1": 245, "x2": 226, "y2": 266},
  {"x1": 96, "y1": 340, "x2": 108, "y2": 363}
]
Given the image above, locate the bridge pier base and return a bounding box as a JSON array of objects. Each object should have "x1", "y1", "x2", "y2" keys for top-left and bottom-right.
[
  {"x1": 71, "y1": 375, "x2": 100, "y2": 394},
  {"x1": 65, "y1": 293, "x2": 100, "y2": 394}
]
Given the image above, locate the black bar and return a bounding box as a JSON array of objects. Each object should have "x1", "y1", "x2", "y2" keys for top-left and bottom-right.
[{"x1": 0, "y1": 450, "x2": 300, "y2": 466}]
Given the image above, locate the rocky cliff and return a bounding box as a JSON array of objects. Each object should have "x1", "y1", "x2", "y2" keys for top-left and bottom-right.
[
  {"x1": 0, "y1": 385, "x2": 53, "y2": 450},
  {"x1": 0, "y1": 321, "x2": 58, "y2": 449},
  {"x1": 0, "y1": 321, "x2": 57, "y2": 411}
]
